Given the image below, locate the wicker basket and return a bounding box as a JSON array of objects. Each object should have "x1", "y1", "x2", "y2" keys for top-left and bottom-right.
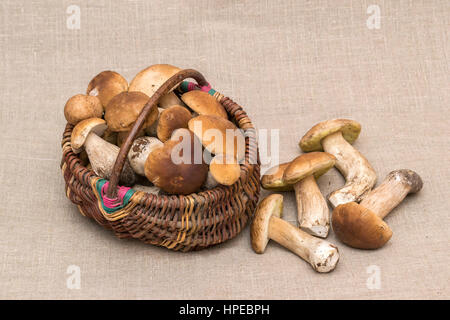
[{"x1": 60, "y1": 69, "x2": 260, "y2": 251}]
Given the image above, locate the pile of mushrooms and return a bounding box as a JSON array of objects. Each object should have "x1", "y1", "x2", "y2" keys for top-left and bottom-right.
[
  {"x1": 64, "y1": 64, "x2": 246, "y2": 196},
  {"x1": 255, "y1": 118, "x2": 423, "y2": 273}
]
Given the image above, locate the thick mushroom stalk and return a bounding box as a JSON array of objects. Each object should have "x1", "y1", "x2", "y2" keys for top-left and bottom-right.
[
  {"x1": 332, "y1": 169, "x2": 423, "y2": 249},
  {"x1": 321, "y1": 131, "x2": 376, "y2": 207},
  {"x1": 360, "y1": 169, "x2": 423, "y2": 219},
  {"x1": 251, "y1": 194, "x2": 339, "y2": 273},
  {"x1": 299, "y1": 119, "x2": 377, "y2": 208},
  {"x1": 282, "y1": 152, "x2": 336, "y2": 238},
  {"x1": 71, "y1": 118, "x2": 136, "y2": 186},
  {"x1": 293, "y1": 175, "x2": 330, "y2": 238}
]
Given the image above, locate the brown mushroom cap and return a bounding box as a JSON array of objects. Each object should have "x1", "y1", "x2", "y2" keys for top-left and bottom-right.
[
  {"x1": 128, "y1": 64, "x2": 182, "y2": 97},
  {"x1": 157, "y1": 105, "x2": 192, "y2": 142},
  {"x1": 64, "y1": 94, "x2": 103, "y2": 125},
  {"x1": 251, "y1": 194, "x2": 283, "y2": 253},
  {"x1": 71, "y1": 118, "x2": 107, "y2": 153},
  {"x1": 158, "y1": 92, "x2": 184, "y2": 109},
  {"x1": 261, "y1": 162, "x2": 293, "y2": 191},
  {"x1": 144, "y1": 133, "x2": 208, "y2": 195},
  {"x1": 209, "y1": 154, "x2": 241, "y2": 186},
  {"x1": 188, "y1": 115, "x2": 245, "y2": 161},
  {"x1": 283, "y1": 152, "x2": 336, "y2": 185},
  {"x1": 86, "y1": 71, "x2": 128, "y2": 107},
  {"x1": 332, "y1": 202, "x2": 393, "y2": 249},
  {"x1": 299, "y1": 119, "x2": 361, "y2": 152},
  {"x1": 104, "y1": 91, "x2": 158, "y2": 132},
  {"x1": 181, "y1": 90, "x2": 227, "y2": 119}
]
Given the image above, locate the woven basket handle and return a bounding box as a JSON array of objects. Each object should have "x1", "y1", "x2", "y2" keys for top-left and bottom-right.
[{"x1": 106, "y1": 69, "x2": 209, "y2": 198}]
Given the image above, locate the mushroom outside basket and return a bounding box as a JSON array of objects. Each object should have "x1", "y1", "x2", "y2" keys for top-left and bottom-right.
[{"x1": 60, "y1": 69, "x2": 261, "y2": 251}]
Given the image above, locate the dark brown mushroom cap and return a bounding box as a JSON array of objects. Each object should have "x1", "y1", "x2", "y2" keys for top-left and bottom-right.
[
  {"x1": 188, "y1": 115, "x2": 245, "y2": 161},
  {"x1": 144, "y1": 133, "x2": 208, "y2": 195},
  {"x1": 104, "y1": 91, "x2": 158, "y2": 132},
  {"x1": 157, "y1": 105, "x2": 192, "y2": 142},
  {"x1": 261, "y1": 162, "x2": 293, "y2": 191},
  {"x1": 332, "y1": 202, "x2": 393, "y2": 249},
  {"x1": 388, "y1": 169, "x2": 423, "y2": 194},
  {"x1": 64, "y1": 94, "x2": 103, "y2": 125},
  {"x1": 251, "y1": 194, "x2": 283, "y2": 253},
  {"x1": 86, "y1": 71, "x2": 128, "y2": 107},
  {"x1": 299, "y1": 119, "x2": 361, "y2": 152},
  {"x1": 283, "y1": 152, "x2": 336, "y2": 185},
  {"x1": 181, "y1": 90, "x2": 228, "y2": 119}
]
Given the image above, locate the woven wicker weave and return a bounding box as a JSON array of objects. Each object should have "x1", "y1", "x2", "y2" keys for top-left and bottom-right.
[{"x1": 60, "y1": 69, "x2": 260, "y2": 251}]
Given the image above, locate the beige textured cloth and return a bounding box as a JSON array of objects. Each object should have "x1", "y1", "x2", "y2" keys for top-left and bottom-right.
[{"x1": 0, "y1": 0, "x2": 449, "y2": 299}]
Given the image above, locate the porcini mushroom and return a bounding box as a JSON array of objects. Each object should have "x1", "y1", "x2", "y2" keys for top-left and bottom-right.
[
  {"x1": 261, "y1": 162, "x2": 293, "y2": 191},
  {"x1": 145, "y1": 108, "x2": 164, "y2": 137},
  {"x1": 86, "y1": 71, "x2": 128, "y2": 107},
  {"x1": 64, "y1": 94, "x2": 103, "y2": 125},
  {"x1": 188, "y1": 115, "x2": 245, "y2": 162},
  {"x1": 158, "y1": 92, "x2": 184, "y2": 109},
  {"x1": 128, "y1": 64, "x2": 182, "y2": 97},
  {"x1": 181, "y1": 90, "x2": 228, "y2": 119},
  {"x1": 209, "y1": 154, "x2": 241, "y2": 186},
  {"x1": 332, "y1": 169, "x2": 423, "y2": 249},
  {"x1": 104, "y1": 91, "x2": 158, "y2": 133},
  {"x1": 157, "y1": 105, "x2": 192, "y2": 142},
  {"x1": 116, "y1": 129, "x2": 145, "y2": 148},
  {"x1": 71, "y1": 118, "x2": 136, "y2": 186},
  {"x1": 299, "y1": 119, "x2": 377, "y2": 208},
  {"x1": 127, "y1": 136, "x2": 163, "y2": 176},
  {"x1": 145, "y1": 129, "x2": 208, "y2": 194},
  {"x1": 251, "y1": 194, "x2": 340, "y2": 273},
  {"x1": 282, "y1": 152, "x2": 336, "y2": 238}
]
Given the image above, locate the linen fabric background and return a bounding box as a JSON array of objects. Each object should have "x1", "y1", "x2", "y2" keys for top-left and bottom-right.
[{"x1": 0, "y1": 0, "x2": 448, "y2": 299}]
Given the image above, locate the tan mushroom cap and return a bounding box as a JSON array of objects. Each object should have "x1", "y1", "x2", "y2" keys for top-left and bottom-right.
[
  {"x1": 158, "y1": 92, "x2": 183, "y2": 109},
  {"x1": 64, "y1": 94, "x2": 103, "y2": 125},
  {"x1": 299, "y1": 119, "x2": 361, "y2": 152},
  {"x1": 157, "y1": 105, "x2": 192, "y2": 142},
  {"x1": 128, "y1": 64, "x2": 182, "y2": 97},
  {"x1": 188, "y1": 115, "x2": 245, "y2": 161},
  {"x1": 86, "y1": 71, "x2": 128, "y2": 107},
  {"x1": 181, "y1": 90, "x2": 227, "y2": 119},
  {"x1": 261, "y1": 162, "x2": 293, "y2": 191},
  {"x1": 210, "y1": 154, "x2": 241, "y2": 186},
  {"x1": 145, "y1": 134, "x2": 208, "y2": 195},
  {"x1": 332, "y1": 202, "x2": 393, "y2": 249},
  {"x1": 283, "y1": 152, "x2": 336, "y2": 185},
  {"x1": 71, "y1": 118, "x2": 107, "y2": 153},
  {"x1": 104, "y1": 91, "x2": 158, "y2": 132},
  {"x1": 251, "y1": 194, "x2": 283, "y2": 253}
]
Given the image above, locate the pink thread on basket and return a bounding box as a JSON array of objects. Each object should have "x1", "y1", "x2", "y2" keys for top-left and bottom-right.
[
  {"x1": 101, "y1": 181, "x2": 131, "y2": 209},
  {"x1": 200, "y1": 83, "x2": 212, "y2": 92},
  {"x1": 186, "y1": 82, "x2": 211, "y2": 93}
]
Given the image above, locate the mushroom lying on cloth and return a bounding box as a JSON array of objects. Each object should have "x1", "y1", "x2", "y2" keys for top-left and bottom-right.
[
  {"x1": 71, "y1": 118, "x2": 136, "y2": 186},
  {"x1": 282, "y1": 152, "x2": 336, "y2": 238},
  {"x1": 188, "y1": 115, "x2": 245, "y2": 162},
  {"x1": 251, "y1": 194, "x2": 340, "y2": 273},
  {"x1": 64, "y1": 94, "x2": 103, "y2": 125},
  {"x1": 332, "y1": 169, "x2": 423, "y2": 249},
  {"x1": 181, "y1": 90, "x2": 228, "y2": 119},
  {"x1": 299, "y1": 119, "x2": 377, "y2": 208},
  {"x1": 145, "y1": 129, "x2": 208, "y2": 195},
  {"x1": 86, "y1": 70, "x2": 128, "y2": 107}
]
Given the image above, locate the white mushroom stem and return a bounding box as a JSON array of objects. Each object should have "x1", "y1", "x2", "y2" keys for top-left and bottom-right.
[
  {"x1": 84, "y1": 133, "x2": 136, "y2": 186},
  {"x1": 268, "y1": 216, "x2": 339, "y2": 273},
  {"x1": 293, "y1": 175, "x2": 329, "y2": 238},
  {"x1": 360, "y1": 170, "x2": 422, "y2": 219},
  {"x1": 321, "y1": 131, "x2": 376, "y2": 208}
]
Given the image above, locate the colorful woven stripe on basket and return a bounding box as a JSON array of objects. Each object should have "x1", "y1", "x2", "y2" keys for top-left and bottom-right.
[
  {"x1": 95, "y1": 179, "x2": 135, "y2": 214},
  {"x1": 179, "y1": 81, "x2": 217, "y2": 96}
]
